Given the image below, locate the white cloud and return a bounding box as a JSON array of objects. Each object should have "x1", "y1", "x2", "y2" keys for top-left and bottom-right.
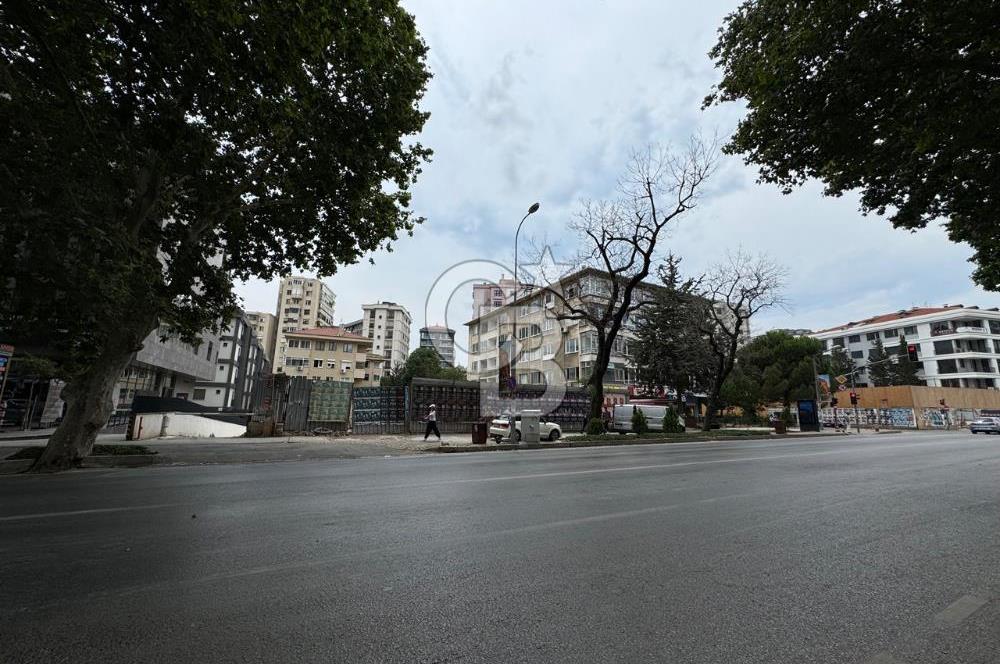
[{"x1": 236, "y1": 0, "x2": 996, "y2": 360}]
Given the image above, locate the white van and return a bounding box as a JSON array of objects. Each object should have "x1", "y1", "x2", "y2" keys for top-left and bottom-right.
[{"x1": 612, "y1": 404, "x2": 684, "y2": 433}]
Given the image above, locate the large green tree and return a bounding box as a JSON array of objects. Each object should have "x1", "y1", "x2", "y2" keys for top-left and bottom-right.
[
  {"x1": 631, "y1": 255, "x2": 715, "y2": 405},
  {"x1": 381, "y1": 347, "x2": 465, "y2": 386},
  {"x1": 736, "y1": 331, "x2": 822, "y2": 409},
  {"x1": 867, "y1": 338, "x2": 893, "y2": 386},
  {"x1": 0, "y1": 1, "x2": 431, "y2": 470},
  {"x1": 706, "y1": 1, "x2": 1000, "y2": 289}
]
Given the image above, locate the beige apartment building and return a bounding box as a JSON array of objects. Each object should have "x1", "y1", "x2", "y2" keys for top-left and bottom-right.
[
  {"x1": 466, "y1": 268, "x2": 652, "y2": 400},
  {"x1": 273, "y1": 275, "x2": 337, "y2": 369},
  {"x1": 244, "y1": 311, "x2": 277, "y2": 362},
  {"x1": 278, "y1": 327, "x2": 384, "y2": 386}
]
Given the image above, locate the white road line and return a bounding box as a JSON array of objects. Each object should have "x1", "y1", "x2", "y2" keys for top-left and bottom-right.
[
  {"x1": 933, "y1": 594, "x2": 989, "y2": 627},
  {"x1": 405, "y1": 439, "x2": 1000, "y2": 488},
  {"x1": 0, "y1": 503, "x2": 182, "y2": 523}
]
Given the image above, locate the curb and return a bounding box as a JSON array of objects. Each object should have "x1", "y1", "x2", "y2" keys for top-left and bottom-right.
[
  {"x1": 434, "y1": 431, "x2": 849, "y2": 453},
  {"x1": 0, "y1": 459, "x2": 34, "y2": 475},
  {"x1": 78, "y1": 454, "x2": 160, "y2": 469}
]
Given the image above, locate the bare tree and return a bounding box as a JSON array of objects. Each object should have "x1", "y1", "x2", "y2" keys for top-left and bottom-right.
[
  {"x1": 698, "y1": 250, "x2": 788, "y2": 430},
  {"x1": 527, "y1": 138, "x2": 717, "y2": 423}
]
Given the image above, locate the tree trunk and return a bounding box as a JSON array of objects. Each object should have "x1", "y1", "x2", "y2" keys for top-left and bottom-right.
[
  {"x1": 587, "y1": 348, "x2": 612, "y2": 421},
  {"x1": 30, "y1": 320, "x2": 155, "y2": 472}
]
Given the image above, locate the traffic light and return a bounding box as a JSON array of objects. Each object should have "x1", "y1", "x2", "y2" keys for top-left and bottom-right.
[
  {"x1": 831, "y1": 396, "x2": 838, "y2": 407},
  {"x1": 850, "y1": 391, "x2": 858, "y2": 406},
  {"x1": 907, "y1": 344, "x2": 918, "y2": 361}
]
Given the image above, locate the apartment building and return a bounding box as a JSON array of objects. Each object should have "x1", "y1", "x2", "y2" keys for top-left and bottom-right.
[
  {"x1": 420, "y1": 325, "x2": 456, "y2": 366},
  {"x1": 811, "y1": 305, "x2": 1000, "y2": 389},
  {"x1": 273, "y1": 276, "x2": 336, "y2": 369},
  {"x1": 466, "y1": 268, "x2": 652, "y2": 392},
  {"x1": 244, "y1": 311, "x2": 277, "y2": 363},
  {"x1": 342, "y1": 319, "x2": 363, "y2": 336},
  {"x1": 278, "y1": 327, "x2": 384, "y2": 386},
  {"x1": 192, "y1": 313, "x2": 269, "y2": 410},
  {"x1": 472, "y1": 275, "x2": 518, "y2": 319},
  {"x1": 358, "y1": 302, "x2": 411, "y2": 371}
]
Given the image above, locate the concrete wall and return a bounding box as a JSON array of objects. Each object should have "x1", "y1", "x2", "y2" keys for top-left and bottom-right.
[{"x1": 131, "y1": 412, "x2": 246, "y2": 439}]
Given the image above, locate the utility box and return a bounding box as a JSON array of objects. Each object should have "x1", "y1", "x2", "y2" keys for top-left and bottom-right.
[{"x1": 521, "y1": 409, "x2": 541, "y2": 444}]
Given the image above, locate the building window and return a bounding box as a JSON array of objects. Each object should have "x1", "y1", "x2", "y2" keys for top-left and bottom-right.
[
  {"x1": 933, "y1": 340, "x2": 954, "y2": 355},
  {"x1": 903, "y1": 325, "x2": 917, "y2": 335},
  {"x1": 937, "y1": 359, "x2": 958, "y2": 374},
  {"x1": 288, "y1": 339, "x2": 300, "y2": 348},
  {"x1": 848, "y1": 335, "x2": 861, "y2": 343},
  {"x1": 564, "y1": 367, "x2": 579, "y2": 381},
  {"x1": 990, "y1": 320, "x2": 1000, "y2": 334},
  {"x1": 883, "y1": 328, "x2": 898, "y2": 338},
  {"x1": 285, "y1": 358, "x2": 308, "y2": 367},
  {"x1": 865, "y1": 332, "x2": 879, "y2": 341},
  {"x1": 343, "y1": 343, "x2": 353, "y2": 352},
  {"x1": 313, "y1": 359, "x2": 323, "y2": 368},
  {"x1": 851, "y1": 350, "x2": 863, "y2": 359},
  {"x1": 833, "y1": 337, "x2": 845, "y2": 347},
  {"x1": 313, "y1": 341, "x2": 325, "y2": 351},
  {"x1": 543, "y1": 317, "x2": 554, "y2": 332},
  {"x1": 299, "y1": 340, "x2": 311, "y2": 349},
  {"x1": 993, "y1": 340, "x2": 1000, "y2": 354},
  {"x1": 565, "y1": 338, "x2": 579, "y2": 354},
  {"x1": 193, "y1": 388, "x2": 206, "y2": 400}
]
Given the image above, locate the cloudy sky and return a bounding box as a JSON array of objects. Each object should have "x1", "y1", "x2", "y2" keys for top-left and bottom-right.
[{"x1": 236, "y1": 0, "x2": 993, "y2": 363}]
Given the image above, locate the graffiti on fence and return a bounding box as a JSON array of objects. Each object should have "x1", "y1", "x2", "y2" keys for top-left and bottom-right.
[{"x1": 819, "y1": 407, "x2": 916, "y2": 428}]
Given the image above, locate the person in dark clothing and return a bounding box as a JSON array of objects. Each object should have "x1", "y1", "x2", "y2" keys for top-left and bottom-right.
[{"x1": 423, "y1": 403, "x2": 441, "y2": 441}]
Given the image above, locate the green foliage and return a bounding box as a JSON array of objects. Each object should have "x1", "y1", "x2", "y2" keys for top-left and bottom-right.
[
  {"x1": 631, "y1": 408, "x2": 648, "y2": 435},
  {"x1": 891, "y1": 335, "x2": 923, "y2": 385},
  {"x1": 9, "y1": 354, "x2": 59, "y2": 381},
  {"x1": 867, "y1": 338, "x2": 893, "y2": 386},
  {"x1": 586, "y1": 418, "x2": 607, "y2": 435},
  {"x1": 720, "y1": 366, "x2": 763, "y2": 418},
  {"x1": 737, "y1": 331, "x2": 822, "y2": 406},
  {"x1": 631, "y1": 254, "x2": 715, "y2": 394},
  {"x1": 823, "y1": 345, "x2": 855, "y2": 386},
  {"x1": 381, "y1": 347, "x2": 464, "y2": 386},
  {"x1": 662, "y1": 406, "x2": 684, "y2": 433},
  {"x1": 706, "y1": 1, "x2": 1000, "y2": 289},
  {"x1": 0, "y1": 0, "x2": 432, "y2": 374}
]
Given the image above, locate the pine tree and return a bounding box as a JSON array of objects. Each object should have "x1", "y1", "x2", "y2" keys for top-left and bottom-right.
[
  {"x1": 867, "y1": 338, "x2": 893, "y2": 386},
  {"x1": 890, "y1": 336, "x2": 923, "y2": 385}
]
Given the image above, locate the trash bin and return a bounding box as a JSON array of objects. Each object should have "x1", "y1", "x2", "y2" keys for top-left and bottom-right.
[
  {"x1": 471, "y1": 421, "x2": 488, "y2": 445},
  {"x1": 773, "y1": 420, "x2": 787, "y2": 434}
]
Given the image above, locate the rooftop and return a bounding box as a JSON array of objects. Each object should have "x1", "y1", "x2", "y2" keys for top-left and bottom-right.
[
  {"x1": 421, "y1": 325, "x2": 454, "y2": 333},
  {"x1": 813, "y1": 305, "x2": 979, "y2": 334}
]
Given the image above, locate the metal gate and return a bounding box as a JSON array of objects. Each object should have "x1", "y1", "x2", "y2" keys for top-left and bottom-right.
[{"x1": 284, "y1": 377, "x2": 312, "y2": 433}]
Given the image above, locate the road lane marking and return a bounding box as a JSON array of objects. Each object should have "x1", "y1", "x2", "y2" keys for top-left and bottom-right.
[
  {"x1": 0, "y1": 503, "x2": 182, "y2": 523},
  {"x1": 405, "y1": 440, "x2": 1000, "y2": 488},
  {"x1": 933, "y1": 594, "x2": 988, "y2": 627}
]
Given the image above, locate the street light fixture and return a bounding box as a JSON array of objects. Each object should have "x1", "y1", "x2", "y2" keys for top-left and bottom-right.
[{"x1": 511, "y1": 202, "x2": 540, "y2": 390}]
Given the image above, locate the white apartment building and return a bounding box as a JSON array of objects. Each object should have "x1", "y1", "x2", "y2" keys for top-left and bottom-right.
[
  {"x1": 273, "y1": 276, "x2": 336, "y2": 369},
  {"x1": 420, "y1": 325, "x2": 456, "y2": 366},
  {"x1": 358, "y1": 301, "x2": 411, "y2": 371},
  {"x1": 811, "y1": 305, "x2": 1000, "y2": 389},
  {"x1": 244, "y1": 311, "x2": 276, "y2": 364},
  {"x1": 466, "y1": 269, "x2": 649, "y2": 398}
]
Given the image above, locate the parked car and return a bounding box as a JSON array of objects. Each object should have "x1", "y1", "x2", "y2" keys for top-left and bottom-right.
[
  {"x1": 969, "y1": 417, "x2": 1000, "y2": 434},
  {"x1": 489, "y1": 414, "x2": 562, "y2": 442},
  {"x1": 612, "y1": 404, "x2": 685, "y2": 434}
]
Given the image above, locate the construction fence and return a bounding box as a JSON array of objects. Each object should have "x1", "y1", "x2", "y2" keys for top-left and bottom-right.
[{"x1": 248, "y1": 375, "x2": 592, "y2": 436}]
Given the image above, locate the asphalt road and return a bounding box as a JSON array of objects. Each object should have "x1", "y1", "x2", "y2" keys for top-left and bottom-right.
[{"x1": 2, "y1": 431, "x2": 999, "y2": 663}]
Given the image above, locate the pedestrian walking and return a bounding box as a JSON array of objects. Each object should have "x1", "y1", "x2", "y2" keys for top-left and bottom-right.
[{"x1": 423, "y1": 403, "x2": 441, "y2": 441}]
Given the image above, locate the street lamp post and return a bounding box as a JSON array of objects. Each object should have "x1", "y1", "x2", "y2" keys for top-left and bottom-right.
[{"x1": 511, "y1": 202, "x2": 540, "y2": 390}]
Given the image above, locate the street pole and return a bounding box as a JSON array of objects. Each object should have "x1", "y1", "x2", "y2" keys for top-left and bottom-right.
[
  {"x1": 511, "y1": 202, "x2": 540, "y2": 392},
  {"x1": 810, "y1": 355, "x2": 822, "y2": 405},
  {"x1": 851, "y1": 370, "x2": 860, "y2": 434}
]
